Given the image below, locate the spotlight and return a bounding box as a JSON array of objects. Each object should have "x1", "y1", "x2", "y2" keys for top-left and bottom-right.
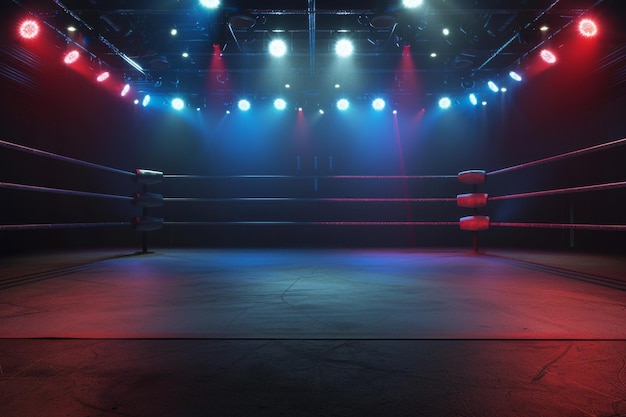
[
  {"x1": 238, "y1": 99, "x2": 251, "y2": 111},
  {"x1": 336, "y1": 98, "x2": 350, "y2": 111},
  {"x1": 487, "y1": 81, "x2": 499, "y2": 92},
  {"x1": 120, "y1": 84, "x2": 130, "y2": 97},
  {"x1": 540, "y1": 49, "x2": 557, "y2": 64},
  {"x1": 63, "y1": 50, "x2": 80, "y2": 65},
  {"x1": 335, "y1": 39, "x2": 354, "y2": 57},
  {"x1": 469, "y1": 93, "x2": 478, "y2": 106},
  {"x1": 199, "y1": 0, "x2": 220, "y2": 9},
  {"x1": 500, "y1": 87, "x2": 507, "y2": 93},
  {"x1": 392, "y1": 109, "x2": 398, "y2": 115},
  {"x1": 578, "y1": 19, "x2": 597, "y2": 37},
  {"x1": 438, "y1": 97, "x2": 451, "y2": 109},
  {"x1": 19, "y1": 20, "x2": 40, "y2": 39},
  {"x1": 319, "y1": 109, "x2": 325, "y2": 115},
  {"x1": 273, "y1": 98, "x2": 287, "y2": 110},
  {"x1": 142, "y1": 94, "x2": 151, "y2": 107},
  {"x1": 96, "y1": 71, "x2": 110, "y2": 82},
  {"x1": 170, "y1": 28, "x2": 178, "y2": 36},
  {"x1": 442, "y1": 28, "x2": 450, "y2": 36},
  {"x1": 372, "y1": 98, "x2": 386, "y2": 111},
  {"x1": 402, "y1": 0, "x2": 423, "y2": 8},
  {"x1": 269, "y1": 39, "x2": 287, "y2": 57},
  {"x1": 509, "y1": 71, "x2": 522, "y2": 82},
  {"x1": 172, "y1": 97, "x2": 185, "y2": 110}
]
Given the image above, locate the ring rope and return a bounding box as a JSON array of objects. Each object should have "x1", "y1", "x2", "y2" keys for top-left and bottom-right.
[
  {"x1": 489, "y1": 180, "x2": 626, "y2": 201},
  {"x1": 0, "y1": 139, "x2": 134, "y2": 177},
  {"x1": 491, "y1": 222, "x2": 626, "y2": 232},
  {"x1": 163, "y1": 197, "x2": 457, "y2": 203},
  {"x1": 163, "y1": 221, "x2": 460, "y2": 226},
  {"x1": 0, "y1": 222, "x2": 129, "y2": 231},
  {"x1": 0, "y1": 181, "x2": 133, "y2": 201},
  {"x1": 163, "y1": 174, "x2": 457, "y2": 180},
  {"x1": 487, "y1": 136, "x2": 626, "y2": 176}
]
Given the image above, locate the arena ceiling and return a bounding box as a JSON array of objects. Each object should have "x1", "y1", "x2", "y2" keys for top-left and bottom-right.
[{"x1": 9, "y1": 0, "x2": 614, "y2": 109}]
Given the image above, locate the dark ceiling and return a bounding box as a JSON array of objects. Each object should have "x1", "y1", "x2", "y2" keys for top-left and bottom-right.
[{"x1": 10, "y1": 0, "x2": 615, "y2": 109}]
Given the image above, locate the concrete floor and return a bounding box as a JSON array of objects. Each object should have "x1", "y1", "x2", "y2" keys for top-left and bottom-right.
[{"x1": 1, "y1": 248, "x2": 626, "y2": 416}]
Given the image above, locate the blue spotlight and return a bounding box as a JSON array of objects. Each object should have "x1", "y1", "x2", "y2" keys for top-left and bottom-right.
[
  {"x1": 335, "y1": 39, "x2": 354, "y2": 57},
  {"x1": 199, "y1": 0, "x2": 220, "y2": 9},
  {"x1": 238, "y1": 99, "x2": 251, "y2": 111},
  {"x1": 142, "y1": 94, "x2": 151, "y2": 107},
  {"x1": 171, "y1": 98, "x2": 185, "y2": 111},
  {"x1": 402, "y1": 0, "x2": 424, "y2": 8},
  {"x1": 487, "y1": 81, "x2": 499, "y2": 92},
  {"x1": 372, "y1": 98, "x2": 386, "y2": 111},
  {"x1": 438, "y1": 97, "x2": 451, "y2": 109},
  {"x1": 269, "y1": 39, "x2": 287, "y2": 57},
  {"x1": 469, "y1": 93, "x2": 478, "y2": 106},
  {"x1": 336, "y1": 98, "x2": 350, "y2": 111},
  {"x1": 509, "y1": 71, "x2": 522, "y2": 82},
  {"x1": 273, "y1": 98, "x2": 287, "y2": 110}
]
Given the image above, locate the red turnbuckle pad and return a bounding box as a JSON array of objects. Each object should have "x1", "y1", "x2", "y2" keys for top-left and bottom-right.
[
  {"x1": 459, "y1": 215, "x2": 490, "y2": 231},
  {"x1": 457, "y1": 170, "x2": 486, "y2": 185},
  {"x1": 456, "y1": 193, "x2": 488, "y2": 208}
]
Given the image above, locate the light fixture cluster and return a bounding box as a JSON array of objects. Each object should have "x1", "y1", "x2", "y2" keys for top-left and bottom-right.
[{"x1": 437, "y1": 17, "x2": 598, "y2": 110}]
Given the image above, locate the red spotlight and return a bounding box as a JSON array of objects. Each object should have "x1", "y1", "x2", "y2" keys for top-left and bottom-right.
[
  {"x1": 63, "y1": 50, "x2": 80, "y2": 64},
  {"x1": 540, "y1": 49, "x2": 557, "y2": 64},
  {"x1": 19, "y1": 19, "x2": 39, "y2": 39},
  {"x1": 96, "y1": 71, "x2": 110, "y2": 82},
  {"x1": 578, "y1": 19, "x2": 598, "y2": 37}
]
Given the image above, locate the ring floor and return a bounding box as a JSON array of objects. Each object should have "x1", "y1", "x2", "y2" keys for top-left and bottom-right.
[{"x1": 1, "y1": 248, "x2": 625, "y2": 416}]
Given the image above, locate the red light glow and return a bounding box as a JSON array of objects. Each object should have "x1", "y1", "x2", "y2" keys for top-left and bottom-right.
[
  {"x1": 540, "y1": 49, "x2": 557, "y2": 64},
  {"x1": 64, "y1": 50, "x2": 80, "y2": 64},
  {"x1": 96, "y1": 71, "x2": 110, "y2": 82},
  {"x1": 19, "y1": 20, "x2": 39, "y2": 39},
  {"x1": 578, "y1": 19, "x2": 598, "y2": 37}
]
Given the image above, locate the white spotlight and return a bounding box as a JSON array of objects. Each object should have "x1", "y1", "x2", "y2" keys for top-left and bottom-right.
[
  {"x1": 238, "y1": 99, "x2": 251, "y2": 111},
  {"x1": 142, "y1": 95, "x2": 151, "y2": 107},
  {"x1": 269, "y1": 39, "x2": 287, "y2": 57},
  {"x1": 199, "y1": 0, "x2": 220, "y2": 9},
  {"x1": 335, "y1": 39, "x2": 354, "y2": 57},
  {"x1": 171, "y1": 98, "x2": 185, "y2": 110},
  {"x1": 120, "y1": 84, "x2": 130, "y2": 97},
  {"x1": 372, "y1": 98, "x2": 386, "y2": 111},
  {"x1": 336, "y1": 98, "x2": 350, "y2": 111},
  {"x1": 487, "y1": 81, "x2": 499, "y2": 92},
  {"x1": 469, "y1": 93, "x2": 478, "y2": 106},
  {"x1": 274, "y1": 98, "x2": 287, "y2": 110},
  {"x1": 509, "y1": 71, "x2": 522, "y2": 82},
  {"x1": 402, "y1": 0, "x2": 424, "y2": 8},
  {"x1": 438, "y1": 97, "x2": 451, "y2": 109}
]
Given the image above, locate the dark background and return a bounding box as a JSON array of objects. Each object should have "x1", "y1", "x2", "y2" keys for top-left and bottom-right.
[{"x1": 1, "y1": 2, "x2": 625, "y2": 254}]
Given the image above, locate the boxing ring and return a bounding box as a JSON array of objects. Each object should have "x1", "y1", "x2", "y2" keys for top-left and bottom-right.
[
  {"x1": 2, "y1": 136, "x2": 625, "y2": 252},
  {"x1": 2, "y1": 137, "x2": 626, "y2": 417}
]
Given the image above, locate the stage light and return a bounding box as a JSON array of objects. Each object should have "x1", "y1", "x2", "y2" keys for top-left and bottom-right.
[
  {"x1": 273, "y1": 98, "x2": 287, "y2": 110},
  {"x1": 120, "y1": 84, "x2": 130, "y2": 97},
  {"x1": 430, "y1": 52, "x2": 437, "y2": 58},
  {"x1": 481, "y1": 101, "x2": 487, "y2": 106},
  {"x1": 509, "y1": 71, "x2": 522, "y2": 82},
  {"x1": 442, "y1": 28, "x2": 450, "y2": 36},
  {"x1": 402, "y1": 0, "x2": 423, "y2": 8},
  {"x1": 438, "y1": 97, "x2": 451, "y2": 109},
  {"x1": 336, "y1": 98, "x2": 350, "y2": 111},
  {"x1": 372, "y1": 98, "x2": 386, "y2": 111},
  {"x1": 67, "y1": 26, "x2": 76, "y2": 32},
  {"x1": 142, "y1": 95, "x2": 151, "y2": 107},
  {"x1": 182, "y1": 51, "x2": 189, "y2": 58},
  {"x1": 269, "y1": 39, "x2": 287, "y2": 57},
  {"x1": 540, "y1": 49, "x2": 557, "y2": 64},
  {"x1": 171, "y1": 98, "x2": 185, "y2": 110},
  {"x1": 540, "y1": 25, "x2": 549, "y2": 32},
  {"x1": 19, "y1": 20, "x2": 39, "y2": 39},
  {"x1": 578, "y1": 19, "x2": 597, "y2": 37},
  {"x1": 319, "y1": 109, "x2": 325, "y2": 115},
  {"x1": 500, "y1": 87, "x2": 507, "y2": 92},
  {"x1": 170, "y1": 28, "x2": 178, "y2": 36},
  {"x1": 487, "y1": 81, "x2": 499, "y2": 92},
  {"x1": 392, "y1": 109, "x2": 398, "y2": 115},
  {"x1": 199, "y1": 0, "x2": 220, "y2": 9},
  {"x1": 63, "y1": 50, "x2": 80, "y2": 65},
  {"x1": 469, "y1": 93, "x2": 478, "y2": 106},
  {"x1": 96, "y1": 71, "x2": 110, "y2": 82},
  {"x1": 335, "y1": 39, "x2": 354, "y2": 57},
  {"x1": 238, "y1": 99, "x2": 251, "y2": 111}
]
